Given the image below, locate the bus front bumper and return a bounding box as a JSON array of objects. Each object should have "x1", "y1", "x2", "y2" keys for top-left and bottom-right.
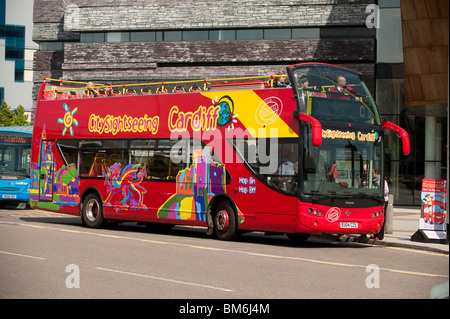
[{"x1": 295, "y1": 205, "x2": 385, "y2": 235}]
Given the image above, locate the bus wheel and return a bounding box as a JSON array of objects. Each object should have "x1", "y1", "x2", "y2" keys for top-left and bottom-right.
[
  {"x1": 81, "y1": 194, "x2": 104, "y2": 228},
  {"x1": 213, "y1": 201, "x2": 238, "y2": 241},
  {"x1": 287, "y1": 233, "x2": 310, "y2": 243}
]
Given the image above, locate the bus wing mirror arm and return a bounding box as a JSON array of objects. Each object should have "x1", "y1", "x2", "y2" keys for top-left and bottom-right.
[
  {"x1": 293, "y1": 111, "x2": 322, "y2": 147},
  {"x1": 382, "y1": 120, "x2": 410, "y2": 155}
]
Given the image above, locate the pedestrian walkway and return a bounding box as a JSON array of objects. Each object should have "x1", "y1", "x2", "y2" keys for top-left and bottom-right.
[{"x1": 337, "y1": 206, "x2": 449, "y2": 254}]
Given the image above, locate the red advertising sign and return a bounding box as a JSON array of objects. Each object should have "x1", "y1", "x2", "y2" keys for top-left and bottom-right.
[{"x1": 419, "y1": 179, "x2": 447, "y2": 238}]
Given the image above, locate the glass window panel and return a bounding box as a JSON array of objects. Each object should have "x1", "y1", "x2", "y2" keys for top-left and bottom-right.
[
  {"x1": 130, "y1": 31, "x2": 156, "y2": 42},
  {"x1": 157, "y1": 139, "x2": 171, "y2": 149},
  {"x1": 79, "y1": 150, "x2": 96, "y2": 176},
  {"x1": 264, "y1": 28, "x2": 291, "y2": 39},
  {"x1": 183, "y1": 30, "x2": 209, "y2": 41},
  {"x1": 209, "y1": 30, "x2": 236, "y2": 40},
  {"x1": 236, "y1": 29, "x2": 263, "y2": 40},
  {"x1": 80, "y1": 32, "x2": 105, "y2": 43},
  {"x1": 79, "y1": 140, "x2": 102, "y2": 149},
  {"x1": 58, "y1": 139, "x2": 78, "y2": 165},
  {"x1": 130, "y1": 139, "x2": 155, "y2": 149},
  {"x1": 292, "y1": 28, "x2": 320, "y2": 39},
  {"x1": 39, "y1": 42, "x2": 64, "y2": 51},
  {"x1": 164, "y1": 31, "x2": 182, "y2": 41},
  {"x1": 150, "y1": 148, "x2": 170, "y2": 179},
  {"x1": 106, "y1": 32, "x2": 130, "y2": 42},
  {"x1": 103, "y1": 139, "x2": 128, "y2": 149}
]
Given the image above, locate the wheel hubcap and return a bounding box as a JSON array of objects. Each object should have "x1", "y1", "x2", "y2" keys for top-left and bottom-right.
[
  {"x1": 215, "y1": 209, "x2": 229, "y2": 231},
  {"x1": 86, "y1": 199, "x2": 99, "y2": 222}
]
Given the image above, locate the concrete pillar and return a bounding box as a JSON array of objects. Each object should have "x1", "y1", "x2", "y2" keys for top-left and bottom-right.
[{"x1": 385, "y1": 194, "x2": 394, "y2": 234}]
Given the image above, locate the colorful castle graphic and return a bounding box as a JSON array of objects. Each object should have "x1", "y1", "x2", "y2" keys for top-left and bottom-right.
[
  {"x1": 30, "y1": 125, "x2": 80, "y2": 208},
  {"x1": 157, "y1": 147, "x2": 226, "y2": 221}
]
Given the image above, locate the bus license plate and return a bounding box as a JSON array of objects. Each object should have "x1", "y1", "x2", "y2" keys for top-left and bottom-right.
[
  {"x1": 2, "y1": 194, "x2": 17, "y2": 199},
  {"x1": 340, "y1": 222, "x2": 358, "y2": 228}
]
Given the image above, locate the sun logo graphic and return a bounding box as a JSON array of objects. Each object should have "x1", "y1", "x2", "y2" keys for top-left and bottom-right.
[{"x1": 57, "y1": 103, "x2": 79, "y2": 136}]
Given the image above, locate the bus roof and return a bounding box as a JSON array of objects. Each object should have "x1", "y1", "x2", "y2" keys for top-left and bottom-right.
[{"x1": 0, "y1": 126, "x2": 33, "y2": 134}]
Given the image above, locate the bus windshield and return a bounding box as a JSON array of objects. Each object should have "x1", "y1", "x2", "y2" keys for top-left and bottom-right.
[
  {"x1": 290, "y1": 63, "x2": 381, "y2": 125},
  {"x1": 302, "y1": 124, "x2": 383, "y2": 201},
  {"x1": 0, "y1": 145, "x2": 31, "y2": 177}
]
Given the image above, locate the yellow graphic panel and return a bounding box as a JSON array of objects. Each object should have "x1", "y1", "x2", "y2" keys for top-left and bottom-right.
[{"x1": 201, "y1": 91, "x2": 298, "y2": 138}]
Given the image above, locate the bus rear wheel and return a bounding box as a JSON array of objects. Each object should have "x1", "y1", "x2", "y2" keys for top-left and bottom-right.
[
  {"x1": 213, "y1": 201, "x2": 238, "y2": 241},
  {"x1": 81, "y1": 193, "x2": 104, "y2": 229}
]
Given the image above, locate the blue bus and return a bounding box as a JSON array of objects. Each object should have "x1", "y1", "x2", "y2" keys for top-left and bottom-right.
[{"x1": 0, "y1": 126, "x2": 32, "y2": 207}]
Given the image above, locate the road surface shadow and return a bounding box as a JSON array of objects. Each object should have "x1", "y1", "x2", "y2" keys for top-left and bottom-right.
[{"x1": 17, "y1": 213, "x2": 367, "y2": 250}]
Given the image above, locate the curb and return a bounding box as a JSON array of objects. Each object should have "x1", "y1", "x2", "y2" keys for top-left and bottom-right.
[{"x1": 331, "y1": 234, "x2": 449, "y2": 255}]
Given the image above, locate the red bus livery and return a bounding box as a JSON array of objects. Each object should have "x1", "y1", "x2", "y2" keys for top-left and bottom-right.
[{"x1": 30, "y1": 63, "x2": 410, "y2": 242}]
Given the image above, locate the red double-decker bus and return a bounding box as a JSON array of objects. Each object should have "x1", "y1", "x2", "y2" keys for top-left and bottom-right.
[{"x1": 30, "y1": 63, "x2": 410, "y2": 242}]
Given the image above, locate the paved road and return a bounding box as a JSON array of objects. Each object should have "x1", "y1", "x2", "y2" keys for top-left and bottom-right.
[{"x1": 1, "y1": 207, "x2": 448, "y2": 301}]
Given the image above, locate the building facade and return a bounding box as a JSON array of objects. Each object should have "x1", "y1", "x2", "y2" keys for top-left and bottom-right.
[
  {"x1": 0, "y1": 0, "x2": 37, "y2": 118},
  {"x1": 32, "y1": 0, "x2": 448, "y2": 206}
]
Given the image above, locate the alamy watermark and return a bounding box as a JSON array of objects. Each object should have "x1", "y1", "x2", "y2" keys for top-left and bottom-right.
[
  {"x1": 66, "y1": 264, "x2": 80, "y2": 289},
  {"x1": 169, "y1": 128, "x2": 280, "y2": 175},
  {"x1": 365, "y1": 4, "x2": 380, "y2": 29},
  {"x1": 365, "y1": 264, "x2": 380, "y2": 289}
]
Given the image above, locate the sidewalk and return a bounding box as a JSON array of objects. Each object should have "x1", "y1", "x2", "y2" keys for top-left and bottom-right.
[{"x1": 337, "y1": 206, "x2": 449, "y2": 254}]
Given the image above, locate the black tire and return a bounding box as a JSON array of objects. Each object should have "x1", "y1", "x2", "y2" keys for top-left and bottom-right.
[
  {"x1": 287, "y1": 233, "x2": 310, "y2": 243},
  {"x1": 81, "y1": 193, "x2": 104, "y2": 228},
  {"x1": 213, "y1": 200, "x2": 239, "y2": 241},
  {"x1": 374, "y1": 221, "x2": 385, "y2": 240}
]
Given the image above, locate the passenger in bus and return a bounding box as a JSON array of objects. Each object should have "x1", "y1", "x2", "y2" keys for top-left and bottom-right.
[
  {"x1": 277, "y1": 150, "x2": 298, "y2": 193},
  {"x1": 367, "y1": 166, "x2": 389, "y2": 240},
  {"x1": 286, "y1": 73, "x2": 297, "y2": 88},
  {"x1": 357, "y1": 164, "x2": 368, "y2": 188},
  {"x1": 273, "y1": 70, "x2": 287, "y2": 87},
  {"x1": 328, "y1": 76, "x2": 358, "y2": 100},
  {"x1": 299, "y1": 76, "x2": 310, "y2": 89},
  {"x1": 298, "y1": 76, "x2": 311, "y2": 110},
  {"x1": 86, "y1": 82, "x2": 98, "y2": 97},
  {"x1": 372, "y1": 166, "x2": 380, "y2": 188},
  {"x1": 278, "y1": 151, "x2": 298, "y2": 175}
]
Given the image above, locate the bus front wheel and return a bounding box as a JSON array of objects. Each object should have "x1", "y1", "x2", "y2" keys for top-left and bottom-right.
[
  {"x1": 213, "y1": 201, "x2": 238, "y2": 241},
  {"x1": 81, "y1": 193, "x2": 104, "y2": 229}
]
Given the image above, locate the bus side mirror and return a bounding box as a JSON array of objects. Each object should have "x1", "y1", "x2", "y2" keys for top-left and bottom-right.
[
  {"x1": 382, "y1": 120, "x2": 410, "y2": 156},
  {"x1": 293, "y1": 111, "x2": 322, "y2": 147}
]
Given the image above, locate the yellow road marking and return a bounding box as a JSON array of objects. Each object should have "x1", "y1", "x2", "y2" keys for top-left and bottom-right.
[
  {"x1": 22, "y1": 224, "x2": 44, "y2": 229},
  {"x1": 247, "y1": 252, "x2": 283, "y2": 259},
  {"x1": 97, "y1": 234, "x2": 122, "y2": 239},
  {"x1": 140, "y1": 239, "x2": 168, "y2": 245},
  {"x1": 2, "y1": 221, "x2": 448, "y2": 279},
  {"x1": 190, "y1": 245, "x2": 221, "y2": 251},
  {"x1": 386, "y1": 246, "x2": 449, "y2": 258},
  {"x1": 309, "y1": 259, "x2": 354, "y2": 267},
  {"x1": 59, "y1": 229, "x2": 81, "y2": 234},
  {"x1": 388, "y1": 269, "x2": 440, "y2": 277}
]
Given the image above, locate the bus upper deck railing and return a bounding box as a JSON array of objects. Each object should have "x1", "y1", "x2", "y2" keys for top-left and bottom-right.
[
  {"x1": 39, "y1": 75, "x2": 365, "y2": 103},
  {"x1": 39, "y1": 75, "x2": 285, "y2": 101}
]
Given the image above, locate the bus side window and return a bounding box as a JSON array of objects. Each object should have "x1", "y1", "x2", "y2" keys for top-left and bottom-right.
[
  {"x1": 58, "y1": 139, "x2": 79, "y2": 167},
  {"x1": 150, "y1": 153, "x2": 169, "y2": 179},
  {"x1": 79, "y1": 152, "x2": 93, "y2": 177},
  {"x1": 88, "y1": 153, "x2": 106, "y2": 177}
]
